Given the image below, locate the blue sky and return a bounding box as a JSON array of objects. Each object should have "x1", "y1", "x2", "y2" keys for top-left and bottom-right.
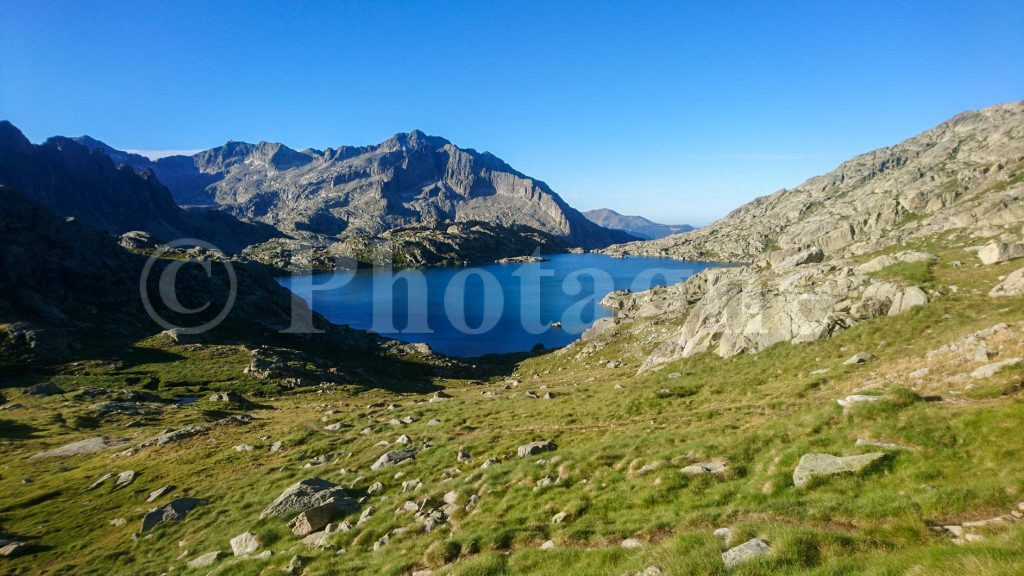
[{"x1": 2, "y1": 1, "x2": 1021, "y2": 224}]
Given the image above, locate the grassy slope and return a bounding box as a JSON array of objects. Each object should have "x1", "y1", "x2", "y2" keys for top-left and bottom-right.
[{"x1": 2, "y1": 235, "x2": 1024, "y2": 576}]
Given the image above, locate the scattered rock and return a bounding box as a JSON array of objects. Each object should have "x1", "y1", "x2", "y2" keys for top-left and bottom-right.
[
  {"x1": 681, "y1": 460, "x2": 727, "y2": 476},
  {"x1": 285, "y1": 555, "x2": 308, "y2": 575},
  {"x1": 114, "y1": 470, "x2": 136, "y2": 488},
  {"x1": 233, "y1": 444, "x2": 255, "y2": 452},
  {"x1": 85, "y1": 473, "x2": 113, "y2": 491},
  {"x1": 187, "y1": 551, "x2": 223, "y2": 568},
  {"x1": 456, "y1": 450, "x2": 472, "y2": 462},
  {"x1": 620, "y1": 537, "x2": 644, "y2": 549},
  {"x1": 551, "y1": 512, "x2": 568, "y2": 524},
  {"x1": 722, "y1": 538, "x2": 771, "y2": 568},
  {"x1": 843, "y1": 353, "x2": 874, "y2": 366},
  {"x1": 540, "y1": 540, "x2": 556, "y2": 550},
  {"x1": 634, "y1": 567, "x2": 664, "y2": 576},
  {"x1": 714, "y1": 527, "x2": 732, "y2": 543},
  {"x1": 230, "y1": 531, "x2": 261, "y2": 556},
  {"x1": 517, "y1": 440, "x2": 557, "y2": 458},
  {"x1": 367, "y1": 482, "x2": 384, "y2": 494},
  {"x1": 254, "y1": 550, "x2": 272, "y2": 560},
  {"x1": 856, "y1": 438, "x2": 914, "y2": 451},
  {"x1": 427, "y1": 419, "x2": 441, "y2": 426},
  {"x1": 146, "y1": 486, "x2": 172, "y2": 502},
  {"x1": 0, "y1": 541, "x2": 27, "y2": 558},
  {"x1": 908, "y1": 368, "x2": 930, "y2": 379},
  {"x1": 163, "y1": 328, "x2": 208, "y2": 345},
  {"x1": 269, "y1": 441, "x2": 283, "y2": 453},
  {"x1": 358, "y1": 506, "x2": 376, "y2": 525},
  {"x1": 837, "y1": 394, "x2": 883, "y2": 408},
  {"x1": 480, "y1": 458, "x2": 500, "y2": 469},
  {"x1": 793, "y1": 453, "x2": 887, "y2": 488},
  {"x1": 140, "y1": 498, "x2": 201, "y2": 533},
  {"x1": 396, "y1": 435, "x2": 412, "y2": 444}
]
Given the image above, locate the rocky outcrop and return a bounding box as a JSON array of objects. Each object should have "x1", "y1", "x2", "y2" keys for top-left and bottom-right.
[
  {"x1": 978, "y1": 242, "x2": 1024, "y2": 265},
  {"x1": 990, "y1": 268, "x2": 1024, "y2": 297},
  {"x1": 614, "y1": 260, "x2": 930, "y2": 371}
]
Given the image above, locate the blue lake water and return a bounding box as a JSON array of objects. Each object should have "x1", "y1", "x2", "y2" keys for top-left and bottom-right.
[{"x1": 280, "y1": 254, "x2": 717, "y2": 357}]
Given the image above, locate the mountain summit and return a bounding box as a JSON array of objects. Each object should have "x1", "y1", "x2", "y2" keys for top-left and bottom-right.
[{"x1": 81, "y1": 131, "x2": 635, "y2": 249}]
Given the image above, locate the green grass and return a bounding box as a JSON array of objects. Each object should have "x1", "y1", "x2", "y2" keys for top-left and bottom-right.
[{"x1": 1, "y1": 236, "x2": 1024, "y2": 575}]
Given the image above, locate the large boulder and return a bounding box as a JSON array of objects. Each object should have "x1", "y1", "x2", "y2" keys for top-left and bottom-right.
[
  {"x1": 978, "y1": 242, "x2": 1024, "y2": 265},
  {"x1": 970, "y1": 358, "x2": 1024, "y2": 379},
  {"x1": 887, "y1": 286, "x2": 928, "y2": 315},
  {"x1": 517, "y1": 440, "x2": 557, "y2": 458},
  {"x1": 722, "y1": 538, "x2": 771, "y2": 568},
  {"x1": 32, "y1": 437, "x2": 127, "y2": 458},
  {"x1": 21, "y1": 382, "x2": 64, "y2": 396},
  {"x1": 229, "y1": 531, "x2": 261, "y2": 556},
  {"x1": 260, "y1": 478, "x2": 356, "y2": 519},
  {"x1": 187, "y1": 551, "x2": 223, "y2": 568},
  {"x1": 371, "y1": 449, "x2": 417, "y2": 471},
  {"x1": 793, "y1": 453, "x2": 886, "y2": 488},
  {"x1": 288, "y1": 497, "x2": 352, "y2": 537},
  {"x1": 139, "y1": 498, "x2": 201, "y2": 533},
  {"x1": 990, "y1": 267, "x2": 1024, "y2": 297},
  {"x1": 680, "y1": 460, "x2": 727, "y2": 475}
]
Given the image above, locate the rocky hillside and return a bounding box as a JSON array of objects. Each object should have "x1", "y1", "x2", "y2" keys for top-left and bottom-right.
[
  {"x1": 602, "y1": 101, "x2": 1024, "y2": 261},
  {"x1": 584, "y1": 208, "x2": 694, "y2": 240},
  {"x1": 0, "y1": 185, "x2": 380, "y2": 368},
  {"x1": 0, "y1": 122, "x2": 280, "y2": 254},
  {"x1": 244, "y1": 221, "x2": 571, "y2": 271},
  {"x1": 80, "y1": 131, "x2": 635, "y2": 250},
  {"x1": 586, "y1": 101, "x2": 1024, "y2": 373}
]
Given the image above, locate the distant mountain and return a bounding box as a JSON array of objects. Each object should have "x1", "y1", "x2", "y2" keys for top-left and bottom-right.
[
  {"x1": 583, "y1": 208, "x2": 694, "y2": 240},
  {"x1": 0, "y1": 121, "x2": 279, "y2": 254},
  {"x1": 80, "y1": 131, "x2": 636, "y2": 249}
]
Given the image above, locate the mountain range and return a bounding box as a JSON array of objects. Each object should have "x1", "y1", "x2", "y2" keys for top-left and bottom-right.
[
  {"x1": 72, "y1": 130, "x2": 635, "y2": 250},
  {"x1": 583, "y1": 208, "x2": 694, "y2": 240}
]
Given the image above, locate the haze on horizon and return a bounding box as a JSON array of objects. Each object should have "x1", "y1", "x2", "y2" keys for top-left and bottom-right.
[{"x1": 1, "y1": 1, "x2": 1021, "y2": 225}]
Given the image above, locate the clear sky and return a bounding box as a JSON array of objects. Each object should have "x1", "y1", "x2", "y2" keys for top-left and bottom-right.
[{"x1": 2, "y1": 1, "x2": 1022, "y2": 225}]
